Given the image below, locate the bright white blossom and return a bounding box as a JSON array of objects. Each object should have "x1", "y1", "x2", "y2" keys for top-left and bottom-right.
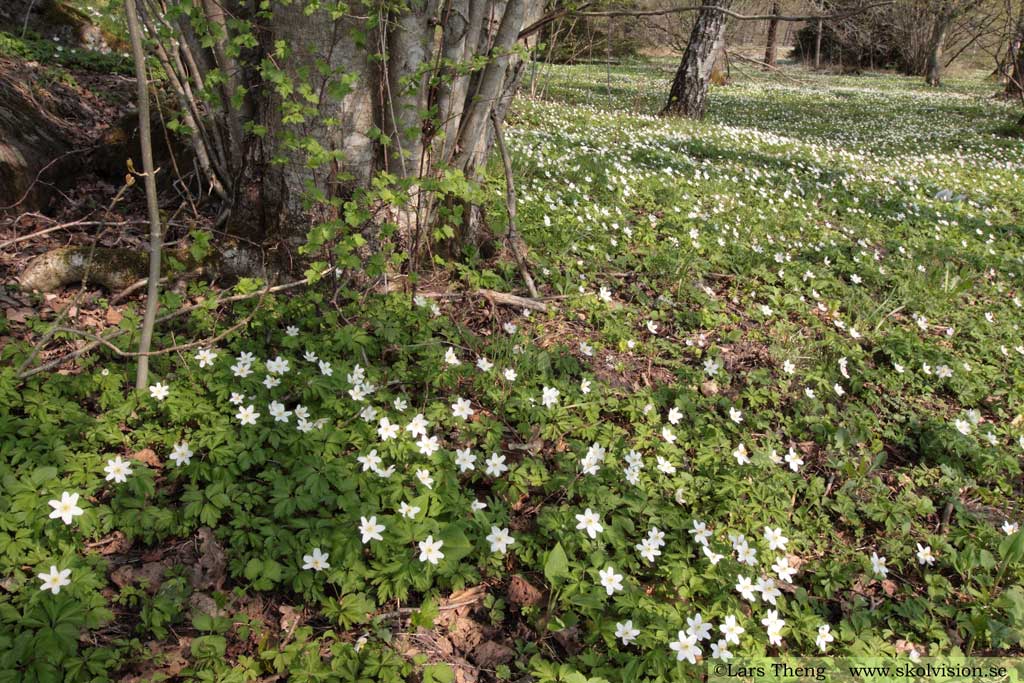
[
  {"x1": 358, "y1": 516, "x2": 385, "y2": 544},
  {"x1": 418, "y1": 536, "x2": 445, "y2": 564},
  {"x1": 103, "y1": 456, "x2": 132, "y2": 483},
  {"x1": 48, "y1": 492, "x2": 84, "y2": 525},
  {"x1": 615, "y1": 620, "x2": 640, "y2": 645},
  {"x1": 870, "y1": 552, "x2": 888, "y2": 578},
  {"x1": 38, "y1": 566, "x2": 72, "y2": 594},
  {"x1": 236, "y1": 404, "x2": 259, "y2": 425},
  {"x1": 815, "y1": 624, "x2": 834, "y2": 651},
  {"x1": 303, "y1": 548, "x2": 330, "y2": 571},
  {"x1": 170, "y1": 441, "x2": 193, "y2": 467},
  {"x1": 575, "y1": 508, "x2": 604, "y2": 539},
  {"x1": 486, "y1": 526, "x2": 515, "y2": 554},
  {"x1": 669, "y1": 631, "x2": 701, "y2": 663},
  {"x1": 598, "y1": 566, "x2": 624, "y2": 595},
  {"x1": 194, "y1": 348, "x2": 217, "y2": 368}
]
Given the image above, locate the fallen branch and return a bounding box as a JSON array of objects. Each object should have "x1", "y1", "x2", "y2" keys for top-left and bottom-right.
[
  {"x1": 731, "y1": 54, "x2": 810, "y2": 85},
  {"x1": 374, "y1": 597, "x2": 485, "y2": 621},
  {"x1": 420, "y1": 288, "x2": 548, "y2": 312},
  {"x1": 110, "y1": 269, "x2": 205, "y2": 304},
  {"x1": 0, "y1": 220, "x2": 109, "y2": 250},
  {"x1": 578, "y1": 1, "x2": 895, "y2": 23}
]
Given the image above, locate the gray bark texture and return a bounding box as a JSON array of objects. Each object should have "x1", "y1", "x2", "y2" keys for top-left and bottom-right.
[
  {"x1": 662, "y1": 0, "x2": 730, "y2": 119},
  {"x1": 231, "y1": 6, "x2": 377, "y2": 253},
  {"x1": 925, "y1": 13, "x2": 951, "y2": 86},
  {"x1": 228, "y1": 0, "x2": 541, "y2": 264},
  {"x1": 1007, "y1": 14, "x2": 1024, "y2": 97}
]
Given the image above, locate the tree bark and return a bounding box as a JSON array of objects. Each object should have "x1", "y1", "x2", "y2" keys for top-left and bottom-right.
[
  {"x1": 815, "y1": 18, "x2": 823, "y2": 68},
  {"x1": 434, "y1": 0, "x2": 487, "y2": 164},
  {"x1": 229, "y1": 5, "x2": 378, "y2": 258},
  {"x1": 384, "y1": 0, "x2": 439, "y2": 177},
  {"x1": 661, "y1": 0, "x2": 730, "y2": 119},
  {"x1": 924, "y1": 12, "x2": 951, "y2": 86},
  {"x1": 763, "y1": 1, "x2": 780, "y2": 68},
  {"x1": 125, "y1": 0, "x2": 163, "y2": 390},
  {"x1": 1007, "y1": 13, "x2": 1024, "y2": 97},
  {"x1": 453, "y1": 0, "x2": 529, "y2": 173}
]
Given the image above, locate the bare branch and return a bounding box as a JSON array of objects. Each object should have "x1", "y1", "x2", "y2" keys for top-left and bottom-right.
[{"x1": 579, "y1": 1, "x2": 896, "y2": 23}]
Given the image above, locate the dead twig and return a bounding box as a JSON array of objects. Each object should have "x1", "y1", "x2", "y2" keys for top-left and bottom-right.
[
  {"x1": 17, "y1": 274, "x2": 318, "y2": 380},
  {"x1": 420, "y1": 288, "x2": 548, "y2": 312}
]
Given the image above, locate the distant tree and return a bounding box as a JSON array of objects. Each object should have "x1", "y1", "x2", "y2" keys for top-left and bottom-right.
[
  {"x1": 793, "y1": 0, "x2": 998, "y2": 82},
  {"x1": 923, "y1": 0, "x2": 977, "y2": 86},
  {"x1": 1007, "y1": 7, "x2": 1024, "y2": 96}
]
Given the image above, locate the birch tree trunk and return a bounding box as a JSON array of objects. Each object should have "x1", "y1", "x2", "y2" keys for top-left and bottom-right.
[{"x1": 661, "y1": 0, "x2": 730, "y2": 119}]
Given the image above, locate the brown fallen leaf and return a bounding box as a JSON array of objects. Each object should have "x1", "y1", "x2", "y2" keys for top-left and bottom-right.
[
  {"x1": 470, "y1": 640, "x2": 514, "y2": 668},
  {"x1": 4, "y1": 307, "x2": 33, "y2": 323},
  {"x1": 105, "y1": 307, "x2": 123, "y2": 324},
  {"x1": 278, "y1": 605, "x2": 303, "y2": 633},
  {"x1": 189, "y1": 591, "x2": 228, "y2": 618},
  {"x1": 110, "y1": 560, "x2": 169, "y2": 593},
  {"x1": 129, "y1": 448, "x2": 161, "y2": 468},
  {"x1": 448, "y1": 616, "x2": 486, "y2": 653},
  {"x1": 87, "y1": 530, "x2": 132, "y2": 556},
  {"x1": 507, "y1": 575, "x2": 543, "y2": 607},
  {"x1": 189, "y1": 527, "x2": 226, "y2": 591},
  {"x1": 452, "y1": 657, "x2": 479, "y2": 683}
]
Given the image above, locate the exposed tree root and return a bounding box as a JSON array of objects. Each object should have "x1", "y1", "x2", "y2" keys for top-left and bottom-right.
[
  {"x1": 20, "y1": 246, "x2": 150, "y2": 292},
  {"x1": 18, "y1": 242, "x2": 267, "y2": 293}
]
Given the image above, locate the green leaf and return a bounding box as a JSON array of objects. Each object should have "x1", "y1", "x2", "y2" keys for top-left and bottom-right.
[
  {"x1": 423, "y1": 663, "x2": 454, "y2": 683},
  {"x1": 411, "y1": 598, "x2": 439, "y2": 629},
  {"x1": 544, "y1": 542, "x2": 569, "y2": 585},
  {"x1": 999, "y1": 531, "x2": 1024, "y2": 565},
  {"x1": 190, "y1": 635, "x2": 226, "y2": 660}
]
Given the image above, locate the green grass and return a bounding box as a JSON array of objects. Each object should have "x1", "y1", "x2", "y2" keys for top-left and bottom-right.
[{"x1": 1, "y1": 60, "x2": 1023, "y2": 682}]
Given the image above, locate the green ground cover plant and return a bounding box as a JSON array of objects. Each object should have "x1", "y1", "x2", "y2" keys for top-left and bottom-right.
[{"x1": 2, "y1": 59, "x2": 1023, "y2": 682}]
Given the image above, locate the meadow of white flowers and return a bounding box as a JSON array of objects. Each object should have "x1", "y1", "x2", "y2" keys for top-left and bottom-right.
[{"x1": 3, "y1": 60, "x2": 1023, "y2": 681}]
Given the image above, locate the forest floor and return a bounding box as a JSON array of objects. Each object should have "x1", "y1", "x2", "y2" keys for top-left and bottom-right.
[{"x1": 2, "y1": 57, "x2": 1024, "y2": 683}]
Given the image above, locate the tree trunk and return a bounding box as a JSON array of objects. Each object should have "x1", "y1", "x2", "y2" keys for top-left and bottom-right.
[
  {"x1": 229, "y1": 5, "x2": 379, "y2": 260},
  {"x1": 763, "y1": 2, "x2": 780, "y2": 68},
  {"x1": 1007, "y1": 14, "x2": 1024, "y2": 97},
  {"x1": 815, "y1": 18, "x2": 823, "y2": 68},
  {"x1": 433, "y1": 0, "x2": 487, "y2": 164},
  {"x1": 384, "y1": 0, "x2": 439, "y2": 178},
  {"x1": 661, "y1": 0, "x2": 729, "y2": 119},
  {"x1": 925, "y1": 13, "x2": 951, "y2": 86},
  {"x1": 14, "y1": 0, "x2": 544, "y2": 290}
]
